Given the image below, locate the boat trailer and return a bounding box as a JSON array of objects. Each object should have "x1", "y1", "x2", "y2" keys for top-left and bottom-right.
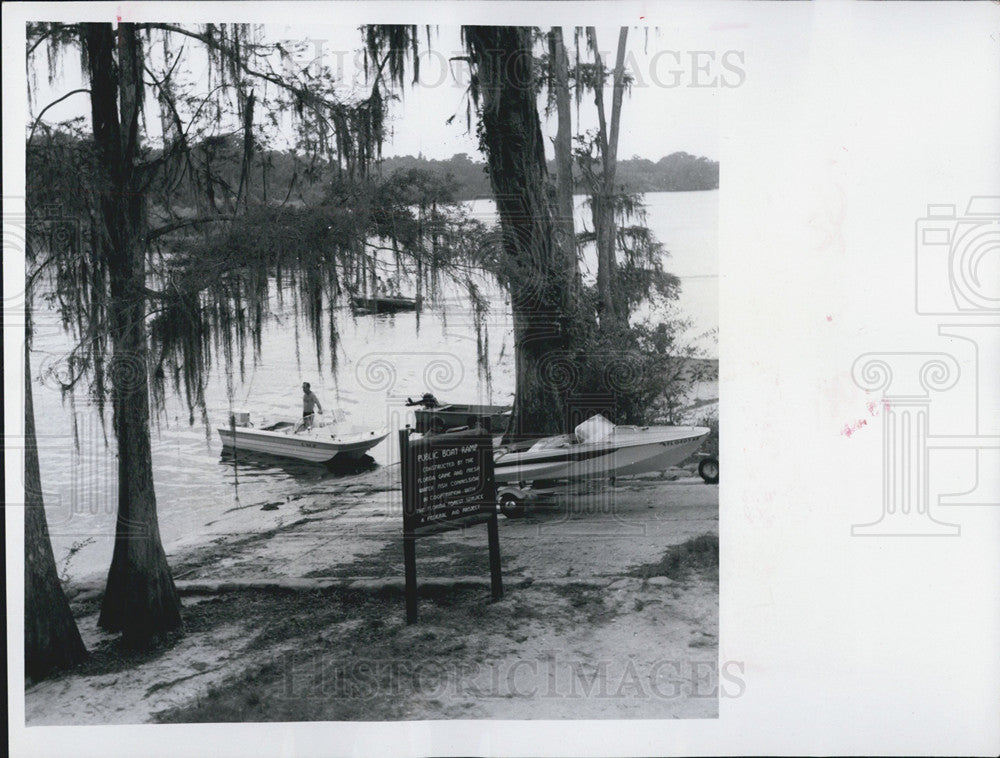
[{"x1": 496, "y1": 455, "x2": 719, "y2": 519}]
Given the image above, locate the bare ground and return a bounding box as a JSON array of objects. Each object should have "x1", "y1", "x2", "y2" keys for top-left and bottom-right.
[{"x1": 26, "y1": 467, "x2": 719, "y2": 724}]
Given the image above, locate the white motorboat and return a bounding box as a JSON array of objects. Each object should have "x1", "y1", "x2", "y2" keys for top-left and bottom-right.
[
  {"x1": 492, "y1": 414, "x2": 709, "y2": 484},
  {"x1": 217, "y1": 410, "x2": 389, "y2": 463}
]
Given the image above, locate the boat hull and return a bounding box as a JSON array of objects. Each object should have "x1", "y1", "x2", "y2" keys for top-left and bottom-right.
[
  {"x1": 493, "y1": 426, "x2": 709, "y2": 484},
  {"x1": 413, "y1": 403, "x2": 512, "y2": 434},
  {"x1": 217, "y1": 426, "x2": 389, "y2": 463},
  {"x1": 351, "y1": 295, "x2": 419, "y2": 314}
]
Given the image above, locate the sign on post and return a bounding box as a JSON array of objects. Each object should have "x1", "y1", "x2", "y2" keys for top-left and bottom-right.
[{"x1": 399, "y1": 427, "x2": 503, "y2": 622}]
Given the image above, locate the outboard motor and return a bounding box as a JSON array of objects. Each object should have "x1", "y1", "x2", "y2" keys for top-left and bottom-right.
[{"x1": 405, "y1": 392, "x2": 440, "y2": 409}]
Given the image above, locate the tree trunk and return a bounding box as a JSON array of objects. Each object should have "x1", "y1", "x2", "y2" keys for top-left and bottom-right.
[
  {"x1": 587, "y1": 27, "x2": 629, "y2": 327},
  {"x1": 605, "y1": 28, "x2": 629, "y2": 323},
  {"x1": 465, "y1": 27, "x2": 571, "y2": 436},
  {"x1": 83, "y1": 22, "x2": 183, "y2": 646},
  {"x1": 549, "y1": 27, "x2": 578, "y2": 303},
  {"x1": 24, "y1": 344, "x2": 88, "y2": 681}
]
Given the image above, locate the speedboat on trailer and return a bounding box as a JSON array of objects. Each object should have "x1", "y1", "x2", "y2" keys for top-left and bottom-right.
[
  {"x1": 492, "y1": 414, "x2": 709, "y2": 484},
  {"x1": 217, "y1": 410, "x2": 389, "y2": 463}
]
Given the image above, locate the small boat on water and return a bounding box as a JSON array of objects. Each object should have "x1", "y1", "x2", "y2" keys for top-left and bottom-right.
[
  {"x1": 406, "y1": 393, "x2": 512, "y2": 434},
  {"x1": 492, "y1": 414, "x2": 709, "y2": 484},
  {"x1": 351, "y1": 295, "x2": 420, "y2": 314},
  {"x1": 217, "y1": 411, "x2": 389, "y2": 463}
]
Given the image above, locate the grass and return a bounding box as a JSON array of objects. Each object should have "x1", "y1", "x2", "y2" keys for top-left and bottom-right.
[
  {"x1": 152, "y1": 572, "x2": 639, "y2": 723},
  {"x1": 301, "y1": 532, "x2": 496, "y2": 580},
  {"x1": 627, "y1": 533, "x2": 718, "y2": 584},
  {"x1": 156, "y1": 656, "x2": 408, "y2": 722},
  {"x1": 550, "y1": 582, "x2": 615, "y2": 625},
  {"x1": 152, "y1": 585, "x2": 491, "y2": 723},
  {"x1": 62, "y1": 538, "x2": 719, "y2": 723}
]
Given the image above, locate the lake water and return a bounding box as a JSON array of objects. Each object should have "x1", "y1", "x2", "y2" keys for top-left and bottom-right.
[{"x1": 28, "y1": 190, "x2": 717, "y2": 582}]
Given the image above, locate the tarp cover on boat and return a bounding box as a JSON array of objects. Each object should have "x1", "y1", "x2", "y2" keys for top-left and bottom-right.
[{"x1": 574, "y1": 414, "x2": 615, "y2": 443}]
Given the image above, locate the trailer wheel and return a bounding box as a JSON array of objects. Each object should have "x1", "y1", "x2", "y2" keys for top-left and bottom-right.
[
  {"x1": 698, "y1": 457, "x2": 719, "y2": 484},
  {"x1": 499, "y1": 493, "x2": 526, "y2": 519}
]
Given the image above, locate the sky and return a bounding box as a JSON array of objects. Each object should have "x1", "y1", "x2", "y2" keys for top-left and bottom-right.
[
  {"x1": 26, "y1": 22, "x2": 722, "y2": 163},
  {"x1": 296, "y1": 24, "x2": 724, "y2": 161}
]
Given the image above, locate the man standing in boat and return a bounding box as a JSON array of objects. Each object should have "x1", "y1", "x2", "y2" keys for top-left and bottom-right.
[{"x1": 301, "y1": 382, "x2": 323, "y2": 429}]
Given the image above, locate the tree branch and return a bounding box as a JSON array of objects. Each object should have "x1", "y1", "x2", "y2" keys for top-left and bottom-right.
[
  {"x1": 27, "y1": 89, "x2": 91, "y2": 145},
  {"x1": 148, "y1": 24, "x2": 321, "y2": 104},
  {"x1": 146, "y1": 215, "x2": 234, "y2": 242}
]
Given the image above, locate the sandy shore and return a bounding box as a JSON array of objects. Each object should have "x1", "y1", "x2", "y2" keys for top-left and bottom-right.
[{"x1": 26, "y1": 464, "x2": 719, "y2": 724}]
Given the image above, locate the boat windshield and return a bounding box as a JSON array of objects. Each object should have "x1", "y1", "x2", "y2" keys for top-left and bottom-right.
[
  {"x1": 531, "y1": 434, "x2": 576, "y2": 450},
  {"x1": 574, "y1": 414, "x2": 615, "y2": 443}
]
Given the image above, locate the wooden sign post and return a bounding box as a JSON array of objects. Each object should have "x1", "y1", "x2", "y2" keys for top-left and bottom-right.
[{"x1": 399, "y1": 427, "x2": 502, "y2": 623}]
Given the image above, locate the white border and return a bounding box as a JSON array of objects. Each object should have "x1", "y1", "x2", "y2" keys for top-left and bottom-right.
[{"x1": 6, "y1": 2, "x2": 1000, "y2": 756}]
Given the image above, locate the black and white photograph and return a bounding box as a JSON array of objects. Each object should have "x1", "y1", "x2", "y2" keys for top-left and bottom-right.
[
  {"x1": 19, "y1": 9, "x2": 722, "y2": 726},
  {"x1": 5, "y1": 1, "x2": 999, "y2": 757}
]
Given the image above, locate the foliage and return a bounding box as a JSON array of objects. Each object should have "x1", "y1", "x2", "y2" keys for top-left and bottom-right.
[
  {"x1": 25, "y1": 21, "x2": 498, "y2": 425},
  {"x1": 363, "y1": 25, "x2": 712, "y2": 433},
  {"x1": 148, "y1": 167, "x2": 489, "y2": 407},
  {"x1": 27, "y1": 123, "x2": 489, "y2": 421},
  {"x1": 27, "y1": 22, "x2": 714, "y2": 435},
  {"x1": 695, "y1": 411, "x2": 719, "y2": 458},
  {"x1": 23, "y1": 21, "x2": 717, "y2": 660},
  {"x1": 26, "y1": 22, "x2": 388, "y2": 414},
  {"x1": 377, "y1": 151, "x2": 719, "y2": 199},
  {"x1": 116, "y1": 140, "x2": 718, "y2": 208},
  {"x1": 562, "y1": 299, "x2": 707, "y2": 426},
  {"x1": 628, "y1": 533, "x2": 719, "y2": 583},
  {"x1": 23, "y1": 20, "x2": 425, "y2": 649}
]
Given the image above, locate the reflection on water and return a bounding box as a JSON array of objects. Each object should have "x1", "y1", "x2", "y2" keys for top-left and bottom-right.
[
  {"x1": 29, "y1": 190, "x2": 717, "y2": 582},
  {"x1": 218, "y1": 450, "x2": 378, "y2": 481}
]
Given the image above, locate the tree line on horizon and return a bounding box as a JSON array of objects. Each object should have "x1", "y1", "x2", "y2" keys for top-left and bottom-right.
[
  {"x1": 27, "y1": 129, "x2": 718, "y2": 208},
  {"x1": 378, "y1": 150, "x2": 719, "y2": 199}
]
